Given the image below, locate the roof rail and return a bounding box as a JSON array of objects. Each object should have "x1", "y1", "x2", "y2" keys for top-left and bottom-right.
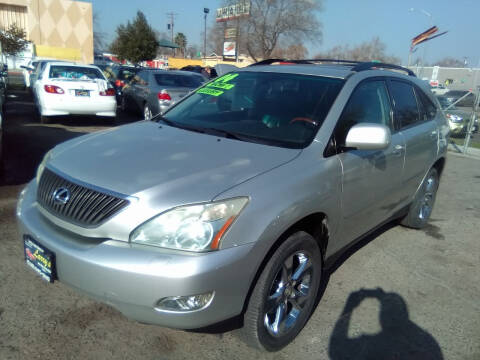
[
  {"x1": 249, "y1": 58, "x2": 416, "y2": 77},
  {"x1": 351, "y1": 62, "x2": 416, "y2": 77},
  {"x1": 249, "y1": 59, "x2": 314, "y2": 66}
]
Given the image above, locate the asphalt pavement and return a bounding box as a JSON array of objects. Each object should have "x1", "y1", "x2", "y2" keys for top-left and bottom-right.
[{"x1": 0, "y1": 89, "x2": 479, "y2": 360}]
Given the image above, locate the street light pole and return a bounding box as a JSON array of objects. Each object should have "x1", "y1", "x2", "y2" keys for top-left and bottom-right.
[{"x1": 203, "y1": 8, "x2": 210, "y2": 59}]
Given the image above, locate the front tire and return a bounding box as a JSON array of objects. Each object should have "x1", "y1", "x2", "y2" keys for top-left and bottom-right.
[
  {"x1": 401, "y1": 167, "x2": 439, "y2": 229},
  {"x1": 242, "y1": 231, "x2": 322, "y2": 351}
]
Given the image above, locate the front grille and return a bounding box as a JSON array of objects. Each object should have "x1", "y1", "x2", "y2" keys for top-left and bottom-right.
[{"x1": 37, "y1": 168, "x2": 130, "y2": 227}]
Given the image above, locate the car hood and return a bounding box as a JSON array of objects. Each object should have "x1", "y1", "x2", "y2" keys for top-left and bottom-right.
[{"x1": 48, "y1": 121, "x2": 300, "y2": 203}]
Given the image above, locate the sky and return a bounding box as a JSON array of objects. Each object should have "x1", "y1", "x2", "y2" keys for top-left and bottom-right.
[{"x1": 86, "y1": 0, "x2": 480, "y2": 66}]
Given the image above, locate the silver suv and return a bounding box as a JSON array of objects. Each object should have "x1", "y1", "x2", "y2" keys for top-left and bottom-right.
[{"x1": 17, "y1": 60, "x2": 449, "y2": 351}]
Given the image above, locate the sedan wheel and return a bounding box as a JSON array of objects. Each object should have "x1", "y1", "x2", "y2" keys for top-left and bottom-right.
[
  {"x1": 143, "y1": 104, "x2": 152, "y2": 121},
  {"x1": 242, "y1": 231, "x2": 322, "y2": 351}
]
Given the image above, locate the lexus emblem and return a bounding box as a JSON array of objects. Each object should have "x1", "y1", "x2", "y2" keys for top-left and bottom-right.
[{"x1": 52, "y1": 187, "x2": 71, "y2": 205}]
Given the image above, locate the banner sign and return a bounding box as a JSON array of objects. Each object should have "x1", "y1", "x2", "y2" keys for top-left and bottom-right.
[
  {"x1": 216, "y1": 1, "x2": 251, "y2": 22},
  {"x1": 223, "y1": 42, "x2": 236, "y2": 56}
]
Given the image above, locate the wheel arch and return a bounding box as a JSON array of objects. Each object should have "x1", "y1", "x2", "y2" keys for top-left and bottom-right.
[
  {"x1": 432, "y1": 157, "x2": 446, "y2": 178},
  {"x1": 241, "y1": 212, "x2": 329, "y2": 314}
]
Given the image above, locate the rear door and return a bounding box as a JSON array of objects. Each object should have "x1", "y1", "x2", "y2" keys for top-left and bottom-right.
[
  {"x1": 333, "y1": 79, "x2": 406, "y2": 248},
  {"x1": 388, "y1": 79, "x2": 438, "y2": 200}
]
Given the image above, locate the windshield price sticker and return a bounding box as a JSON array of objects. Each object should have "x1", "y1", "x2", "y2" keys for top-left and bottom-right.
[
  {"x1": 197, "y1": 73, "x2": 239, "y2": 96},
  {"x1": 197, "y1": 88, "x2": 224, "y2": 96}
]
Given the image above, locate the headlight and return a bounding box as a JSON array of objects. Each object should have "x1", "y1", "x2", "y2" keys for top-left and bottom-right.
[
  {"x1": 130, "y1": 197, "x2": 249, "y2": 252},
  {"x1": 446, "y1": 113, "x2": 462, "y2": 123},
  {"x1": 36, "y1": 149, "x2": 53, "y2": 183}
]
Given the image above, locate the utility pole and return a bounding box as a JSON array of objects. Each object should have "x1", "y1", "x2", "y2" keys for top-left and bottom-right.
[{"x1": 166, "y1": 12, "x2": 178, "y2": 56}]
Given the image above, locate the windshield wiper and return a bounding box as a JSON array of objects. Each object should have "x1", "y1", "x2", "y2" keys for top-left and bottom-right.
[
  {"x1": 201, "y1": 127, "x2": 243, "y2": 140},
  {"x1": 155, "y1": 116, "x2": 206, "y2": 134}
]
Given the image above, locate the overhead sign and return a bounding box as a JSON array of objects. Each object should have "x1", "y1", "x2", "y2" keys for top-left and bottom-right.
[
  {"x1": 225, "y1": 28, "x2": 237, "y2": 39},
  {"x1": 216, "y1": 1, "x2": 251, "y2": 22},
  {"x1": 223, "y1": 41, "x2": 236, "y2": 56}
]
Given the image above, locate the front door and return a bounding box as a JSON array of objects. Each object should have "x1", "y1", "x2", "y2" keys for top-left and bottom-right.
[{"x1": 332, "y1": 79, "x2": 406, "y2": 250}]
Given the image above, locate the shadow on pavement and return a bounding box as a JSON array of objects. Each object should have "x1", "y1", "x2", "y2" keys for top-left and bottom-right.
[
  {"x1": 328, "y1": 288, "x2": 443, "y2": 360},
  {"x1": 1, "y1": 89, "x2": 140, "y2": 185}
]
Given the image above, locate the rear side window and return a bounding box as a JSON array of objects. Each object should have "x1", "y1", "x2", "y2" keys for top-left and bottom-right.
[
  {"x1": 118, "y1": 68, "x2": 138, "y2": 82},
  {"x1": 49, "y1": 66, "x2": 104, "y2": 80},
  {"x1": 389, "y1": 80, "x2": 420, "y2": 128},
  {"x1": 335, "y1": 80, "x2": 392, "y2": 144},
  {"x1": 415, "y1": 88, "x2": 437, "y2": 121},
  {"x1": 155, "y1": 73, "x2": 204, "y2": 88}
]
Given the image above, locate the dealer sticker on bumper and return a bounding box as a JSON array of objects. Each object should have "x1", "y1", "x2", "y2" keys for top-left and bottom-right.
[{"x1": 23, "y1": 235, "x2": 56, "y2": 283}]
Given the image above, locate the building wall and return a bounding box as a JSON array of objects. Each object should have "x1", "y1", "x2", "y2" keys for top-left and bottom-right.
[
  {"x1": 409, "y1": 66, "x2": 480, "y2": 91},
  {"x1": 0, "y1": 0, "x2": 93, "y2": 64}
]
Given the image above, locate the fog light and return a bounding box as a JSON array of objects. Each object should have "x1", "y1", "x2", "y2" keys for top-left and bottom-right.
[{"x1": 155, "y1": 292, "x2": 214, "y2": 312}]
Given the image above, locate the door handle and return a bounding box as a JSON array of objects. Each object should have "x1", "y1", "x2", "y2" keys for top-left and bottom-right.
[{"x1": 393, "y1": 144, "x2": 405, "y2": 156}]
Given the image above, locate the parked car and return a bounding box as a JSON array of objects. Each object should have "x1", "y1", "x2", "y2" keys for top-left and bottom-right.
[
  {"x1": 121, "y1": 69, "x2": 206, "y2": 119},
  {"x1": 17, "y1": 60, "x2": 448, "y2": 351},
  {"x1": 100, "y1": 64, "x2": 141, "y2": 105},
  {"x1": 0, "y1": 63, "x2": 7, "y2": 109},
  {"x1": 0, "y1": 85, "x2": 4, "y2": 172},
  {"x1": 430, "y1": 83, "x2": 449, "y2": 95},
  {"x1": 33, "y1": 62, "x2": 116, "y2": 123},
  {"x1": 22, "y1": 59, "x2": 69, "y2": 90},
  {"x1": 437, "y1": 95, "x2": 478, "y2": 135},
  {"x1": 443, "y1": 90, "x2": 476, "y2": 108}
]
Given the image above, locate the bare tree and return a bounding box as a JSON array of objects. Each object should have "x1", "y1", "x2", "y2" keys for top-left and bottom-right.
[
  {"x1": 433, "y1": 57, "x2": 465, "y2": 68},
  {"x1": 245, "y1": 0, "x2": 323, "y2": 61},
  {"x1": 93, "y1": 12, "x2": 106, "y2": 52},
  {"x1": 271, "y1": 44, "x2": 307, "y2": 59},
  {"x1": 315, "y1": 37, "x2": 400, "y2": 64}
]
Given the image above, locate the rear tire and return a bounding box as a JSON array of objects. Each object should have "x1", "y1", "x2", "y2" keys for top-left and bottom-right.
[
  {"x1": 401, "y1": 168, "x2": 439, "y2": 229},
  {"x1": 143, "y1": 103, "x2": 152, "y2": 121},
  {"x1": 241, "y1": 231, "x2": 322, "y2": 351}
]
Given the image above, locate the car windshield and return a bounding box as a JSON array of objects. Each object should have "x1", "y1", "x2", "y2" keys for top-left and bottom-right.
[
  {"x1": 155, "y1": 73, "x2": 205, "y2": 88},
  {"x1": 49, "y1": 66, "x2": 104, "y2": 80},
  {"x1": 162, "y1": 71, "x2": 344, "y2": 148},
  {"x1": 436, "y1": 96, "x2": 456, "y2": 110}
]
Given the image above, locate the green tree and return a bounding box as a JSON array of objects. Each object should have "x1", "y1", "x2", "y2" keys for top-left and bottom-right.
[
  {"x1": 110, "y1": 11, "x2": 158, "y2": 63},
  {"x1": 0, "y1": 23, "x2": 28, "y2": 56},
  {"x1": 174, "y1": 32, "x2": 187, "y2": 58}
]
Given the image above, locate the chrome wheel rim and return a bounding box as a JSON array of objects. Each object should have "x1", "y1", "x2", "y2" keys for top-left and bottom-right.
[
  {"x1": 418, "y1": 175, "x2": 437, "y2": 220},
  {"x1": 264, "y1": 252, "x2": 313, "y2": 337},
  {"x1": 144, "y1": 106, "x2": 152, "y2": 121}
]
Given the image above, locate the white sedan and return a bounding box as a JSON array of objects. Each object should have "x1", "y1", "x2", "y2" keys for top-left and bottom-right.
[{"x1": 33, "y1": 62, "x2": 116, "y2": 123}]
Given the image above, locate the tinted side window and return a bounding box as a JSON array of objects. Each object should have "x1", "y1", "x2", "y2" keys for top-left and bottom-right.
[
  {"x1": 415, "y1": 88, "x2": 437, "y2": 120},
  {"x1": 335, "y1": 80, "x2": 392, "y2": 144},
  {"x1": 389, "y1": 80, "x2": 420, "y2": 128},
  {"x1": 139, "y1": 71, "x2": 150, "y2": 85}
]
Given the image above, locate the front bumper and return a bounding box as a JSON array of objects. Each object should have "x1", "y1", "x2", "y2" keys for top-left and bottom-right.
[{"x1": 17, "y1": 181, "x2": 255, "y2": 329}]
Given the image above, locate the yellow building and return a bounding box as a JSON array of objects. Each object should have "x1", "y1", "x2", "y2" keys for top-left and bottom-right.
[{"x1": 0, "y1": 0, "x2": 93, "y2": 63}]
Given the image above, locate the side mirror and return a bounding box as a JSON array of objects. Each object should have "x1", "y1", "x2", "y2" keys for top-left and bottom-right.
[{"x1": 345, "y1": 123, "x2": 391, "y2": 150}]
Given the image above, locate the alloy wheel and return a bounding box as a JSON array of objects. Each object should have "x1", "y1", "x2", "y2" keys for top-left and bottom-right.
[{"x1": 264, "y1": 251, "x2": 313, "y2": 337}]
